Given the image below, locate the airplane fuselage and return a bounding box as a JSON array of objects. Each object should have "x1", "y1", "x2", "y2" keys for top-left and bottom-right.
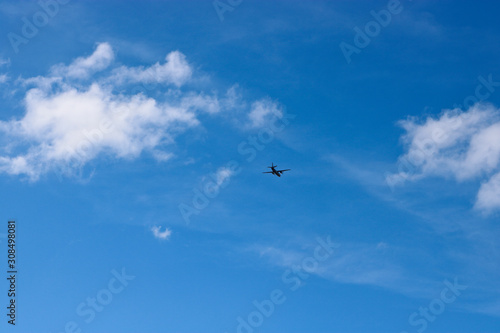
[{"x1": 262, "y1": 163, "x2": 290, "y2": 177}]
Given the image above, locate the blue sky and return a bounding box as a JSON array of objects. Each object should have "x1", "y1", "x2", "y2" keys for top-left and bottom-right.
[{"x1": 1, "y1": 0, "x2": 500, "y2": 332}]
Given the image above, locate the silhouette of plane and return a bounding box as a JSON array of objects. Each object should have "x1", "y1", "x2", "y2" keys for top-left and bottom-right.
[{"x1": 262, "y1": 163, "x2": 291, "y2": 177}]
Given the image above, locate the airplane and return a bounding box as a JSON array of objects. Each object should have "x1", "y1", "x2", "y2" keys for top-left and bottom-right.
[{"x1": 262, "y1": 163, "x2": 291, "y2": 177}]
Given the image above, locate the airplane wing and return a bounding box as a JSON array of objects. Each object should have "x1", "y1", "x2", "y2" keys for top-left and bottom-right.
[
  {"x1": 277, "y1": 169, "x2": 291, "y2": 172},
  {"x1": 262, "y1": 171, "x2": 274, "y2": 173}
]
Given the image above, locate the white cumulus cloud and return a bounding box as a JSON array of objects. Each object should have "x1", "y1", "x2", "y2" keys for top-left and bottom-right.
[
  {"x1": 0, "y1": 81, "x2": 205, "y2": 180},
  {"x1": 0, "y1": 42, "x2": 284, "y2": 181},
  {"x1": 151, "y1": 226, "x2": 172, "y2": 240},
  {"x1": 388, "y1": 103, "x2": 500, "y2": 212}
]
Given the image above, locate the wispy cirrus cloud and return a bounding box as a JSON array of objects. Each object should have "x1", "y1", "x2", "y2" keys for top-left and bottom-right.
[
  {"x1": 0, "y1": 58, "x2": 10, "y2": 84},
  {"x1": 252, "y1": 240, "x2": 433, "y2": 297},
  {"x1": 0, "y1": 58, "x2": 10, "y2": 67}
]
